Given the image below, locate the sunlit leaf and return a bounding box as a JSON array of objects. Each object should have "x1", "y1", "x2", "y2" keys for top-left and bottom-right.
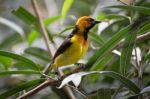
[
  {"x1": 44, "y1": 16, "x2": 60, "y2": 27},
  {"x1": 0, "y1": 56, "x2": 12, "y2": 70},
  {"x1": 61, "y1": 0, "x2": 74, "y2": 22},
  {"x1": 27, "y1": 30, "x2": 39, "y2": 45},
  {"x1": 0, "y1": 79, "x2": 45, "y2": 98}
]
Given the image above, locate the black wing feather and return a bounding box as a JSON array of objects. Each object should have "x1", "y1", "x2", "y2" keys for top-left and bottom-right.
[
  {"x1": 52, "y1": 26, "x2": 78, "y2": 62},
  {"x1": 53, "y1": 38, "x2": 72, "y2": 61}
]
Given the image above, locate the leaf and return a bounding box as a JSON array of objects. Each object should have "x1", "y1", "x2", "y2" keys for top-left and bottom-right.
[
  {"x1": 100, "y1": 71, "x2": 140, "y2": 94},
  {"x1": 120, "y1": 26, "x2": 137, "y2": 75},
  {"x1": 127, "y1": 86, "x2": 150, "y2": 98},
  {"x1": 98, "y1": 14, "x2": 130, "y2": 21},
  {"x1": 58, "y1": 26, "x2": 74, "y2": 34},
  {"x1": 0, "y1": 56, "x2": 12, "y2": 70},
  {"x1": 89, "y1": 32, "x2": 104, "y2": 46},
  {"x1": 0, "y1": 33, "x2": 22, "y2": 49},
  {"x1": 0, "y1": 70, "x2": 40, "y2": 76},
  {"x1": 44, "y1": 16, "x2": 60, "y2": 27},
  {"x1": 12, "y1": 7, "x2": 54, "y2": 42},
  {"x1": 24, "y1": 47, "x2": 50, "y2": 61},
  {"x1": 0, "y1": 79, "x2": 45, "y2": 98},
  {"x1": 58, "y1": 71, "x2": 96, "y2": 88},
  {"x1": 96, "y1": 88, "x2": 112, "y2": 99},
  {"x1": 91, "y1": 54, "x2": 113, "y2": 71},
  {"x1": 12, "y1": 7, "x2": 37, "y2": 26},
  {"x1": 0, "y1": 51, "x2": 39, "y2": 70},
  {"x1": 138, "y1": 22, "x2": 150, "y2": 34},
  {"x1": 61, "y1": 0, "x2": 74, "y2": 21},
  {"x1": 27, "y1": 30, "x2": 40, "y2": 45},
  {"x1": 59, "y1": 71, "x2": 140, "y2": 93},
  {"x1": 141, "y1": 86, "x2": 150, "y2": 93},
  {"x1": 105, "y1": 5, "x2": 150, "y2": 15},
  {"x1": 0, "y1": 17, "x2": 24, "y2": 36},
  {"x1": 86, "y1": 25, "x2": 131, "y2": 69}
]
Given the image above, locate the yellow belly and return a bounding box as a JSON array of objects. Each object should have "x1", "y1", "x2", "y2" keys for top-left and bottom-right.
[{"x1": 53, "y1": 35, "x2": 89, "y2": 67}]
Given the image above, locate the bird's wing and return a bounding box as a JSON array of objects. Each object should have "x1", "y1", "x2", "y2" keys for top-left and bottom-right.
[{"x1": 53, "y1": 38, "x2": 72, "y2": 61}]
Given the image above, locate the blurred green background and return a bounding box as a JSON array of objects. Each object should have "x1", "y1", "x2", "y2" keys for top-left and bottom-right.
[{"x1": 0, "y1": 0, "x2": 150, "y2": 99}]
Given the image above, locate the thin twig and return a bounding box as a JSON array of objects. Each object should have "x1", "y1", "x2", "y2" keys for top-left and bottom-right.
[
  {"x1": 17, "y1": 78, "x2": 58, "y2": 99},
  {"x1": 31, "y1": 0, "x2": 52, "y2": 57},
  {"x1": 66, "y1": 84, "x2": 90, "y2": 99}
]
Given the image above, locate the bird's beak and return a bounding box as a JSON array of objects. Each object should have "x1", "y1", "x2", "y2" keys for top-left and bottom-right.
[{"x1": 94, "y1": 20, "x2": 101, "y2": 24}]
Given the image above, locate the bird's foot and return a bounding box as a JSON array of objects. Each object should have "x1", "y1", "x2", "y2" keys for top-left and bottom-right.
[{"x1": 75, "y1": 63, "x2": 86, "y2": 70}]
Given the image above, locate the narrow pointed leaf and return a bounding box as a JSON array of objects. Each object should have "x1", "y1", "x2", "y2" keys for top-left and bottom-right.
[
  {"x1": 0, "y1": 79, "x2": 45, "y2": 98},
  {"x1": 120, "y1": 27, "x2": 137, "y2": 75},
  {"x1": 0, "y1": 70, "x2": 40, "y2": 76},
  {"x1": 24, "y1": 47, "x2": 50, "y2": 61},
  {"x1": 106, "y1": 5, "x2": 150, "y2": 15},
  {"x1": 100, "y1": 71, "x2": 140, "y2": 93},
  {"x1": 86, "y1": 25, "x2": 131, "y2": 69},
  {"x1": 0, "y1": 51, "x2": 39, "y2": 70}
]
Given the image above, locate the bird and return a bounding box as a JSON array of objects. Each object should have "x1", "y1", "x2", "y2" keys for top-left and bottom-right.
[{"x1": 42, "y1": 16, "x2": 101, "y2": 76}]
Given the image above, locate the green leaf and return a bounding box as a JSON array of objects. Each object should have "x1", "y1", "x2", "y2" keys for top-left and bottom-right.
[
  {"x1": 101, "y1": 71, "x2": 140, "y2": 93},
  {"x1": 0, "y1": 17, "x2": 24, "y2": 36},
  {"x1": 120, "y1": 27, "x2": 137, "y2": 76},
  {"x1": 58, "y1": 26, "x2": 74, "y2": 34},
  {"x1": 24, "y1": 47, "x2": 50, "y2": 62},
  {"x1": 0, "y1": 51, "x2": 39, "y2": 71},
  {"x1": 138, "y1": 22, "x2": 150, "y2": 34},
  {"x1": 0, "y1": 33, "x2": 22, "y2": 49},
  {"x1": 106, "y1": 5, "x2": 150, "y2": 15},
  {"x1": 12, "y1": 7, "x2": 37, "y2": 26},
  {"x1": 127, "y1": 86, "x2": 150, "y2": 98},
  {"x1": 89, "y1": 32, "x2": 104, "y2": 46},
  {"x1": 27, "y1": 30, "x2": 39, "y2": 45},
  {"x1": 44, "y1": 16, "x2": 60, "y2": 27},
  {"x1": 12, "y1": 7, "x2": 54, "y2": 43},
  {"x1": 91, "y1": 54, "x2": 113, "y2": 71},
  {"x1": 86, "y1": 25, "x2": 131, "y2": 69},
  {"x1": 0, "y1": 70, "x2": 40, "y2": 76},
  {"x1": 61, "y1": 0, "x2": 74, "y2": 21},
  {"x1": 0, "y1": 79, "x2": 45, "y2": 98},
  {"x1": 98, "y1": 14, "x2": 130, "y2": 21},
  {"x1": 96, "y1": 88, "x2": 112, "y2": 99},
  {"x1": 0, "y1": 56, "x2": 12, "y2": 70}
]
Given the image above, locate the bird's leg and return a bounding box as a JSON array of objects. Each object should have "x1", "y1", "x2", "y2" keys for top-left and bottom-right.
[{"x1": 75, "y1": 63, "x2": 86, "y2": 70}]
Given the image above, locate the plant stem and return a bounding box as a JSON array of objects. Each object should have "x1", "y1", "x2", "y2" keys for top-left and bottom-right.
[{"x1": 31, "y1": 0, "x2": 52, "y2": 57}]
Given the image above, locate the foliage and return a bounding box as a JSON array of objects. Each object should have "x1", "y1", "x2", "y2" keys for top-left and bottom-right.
[{"x1": 0, "y1": 0, "x2": 150, "y2": 99}]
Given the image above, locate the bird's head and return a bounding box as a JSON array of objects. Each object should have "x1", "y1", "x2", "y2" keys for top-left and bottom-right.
[{"x1": 76, "y1": 16, "x2": 101, "y2": 32}]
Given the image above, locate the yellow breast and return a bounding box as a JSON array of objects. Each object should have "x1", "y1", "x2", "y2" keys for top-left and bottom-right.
[{"x1": 54, "y1": 34, "x2": 89, "y2": 67}]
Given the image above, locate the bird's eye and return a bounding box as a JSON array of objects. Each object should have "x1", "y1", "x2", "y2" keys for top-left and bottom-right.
[{"x1": 88, "y1": 18, "x2": 94, "y2": 22}]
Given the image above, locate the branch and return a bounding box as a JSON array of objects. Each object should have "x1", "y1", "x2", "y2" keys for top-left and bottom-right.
[
  {"x1": 17, "y1": 78, "x2": 58, "y2": 99},
  {"x1": 114, "y1": 32, "x2": 150, "y2": 49},
  {"x1": 31, "y1": 0, "x2": 52, "y2": 57}
]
